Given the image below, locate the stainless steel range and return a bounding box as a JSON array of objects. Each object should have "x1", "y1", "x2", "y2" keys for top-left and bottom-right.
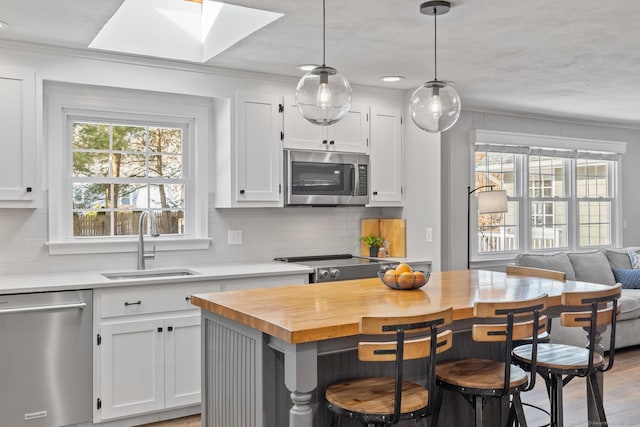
[{"x1": 275, "y1": 254, "x2": 396, "y2": 283}]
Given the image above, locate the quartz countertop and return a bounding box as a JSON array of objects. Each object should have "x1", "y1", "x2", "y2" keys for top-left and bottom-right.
[{"x1": 0, "y1": 262, "x2": 313, "y2": 295}]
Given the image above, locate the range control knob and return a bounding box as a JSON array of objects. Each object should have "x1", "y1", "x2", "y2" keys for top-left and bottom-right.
[
  {"x1": 318, "y1": 269, "x2": 330, "y2": 280},
  {"x1": 329, "y1": 268, "x2": 341, "y2": 279}
]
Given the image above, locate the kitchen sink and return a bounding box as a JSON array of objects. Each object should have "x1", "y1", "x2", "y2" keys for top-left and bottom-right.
[{"x1": 102, "y1": 268, "x2": 200, "y2": 280}]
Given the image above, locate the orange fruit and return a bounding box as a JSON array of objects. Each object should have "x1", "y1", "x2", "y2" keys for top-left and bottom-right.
[
  {"x1": 395, "y1": 263, "x2": 412, "y2": 274},
  {"x1": 383, "y1": 270, "x2": 398, "y2": 286},
  {"x1": 397, "y1": 271, "x2": 415, "y2": 289},
  {"x1": 413, "y1": 271, "x2": 427, "y2": 285}
]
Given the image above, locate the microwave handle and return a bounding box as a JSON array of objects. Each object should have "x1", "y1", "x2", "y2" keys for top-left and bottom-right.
[{"x1": 351, "y1": 165, "x2": 357, "y2": 197}]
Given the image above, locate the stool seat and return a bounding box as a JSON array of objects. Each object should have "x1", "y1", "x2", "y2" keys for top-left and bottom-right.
[
  {"x1": 513, "y1": 343, "x2": 605, "y2": 373},
  {"x1": 326, "y1": 377, "x2": 428, "y2": 417},
  {"x1": 436, "y1": 358, "x2": 528, "y2": 392}
]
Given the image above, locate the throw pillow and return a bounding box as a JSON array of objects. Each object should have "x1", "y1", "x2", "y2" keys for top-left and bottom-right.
[
  {"x1": 605, "y1": 248, "x2": 634, "y2": 270},
  {"x1": 567, "y1": 251, "x2": 617, "y2": 286},
  {"x1": 629, "y1": 249, "x2": 640, "y2": 269},
  {"x1": 612, "y1": 269, "x2": 640, "y2": 289},
  {"x1": 514, "y1": 252, "x2": 576, "y2": 281}
]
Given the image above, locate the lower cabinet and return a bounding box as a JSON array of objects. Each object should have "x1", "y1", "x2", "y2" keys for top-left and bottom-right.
[{"x1": 99, "y1": 314, "x2": 200, "y2": 420}]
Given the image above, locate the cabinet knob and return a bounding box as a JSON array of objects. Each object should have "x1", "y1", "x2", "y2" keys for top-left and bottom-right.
[
  {"x1": 26, "y1": 187, "x2": 32, "y2": 193},
  {"x1": 185, "y1": 296, "x2": 192, "y2": 302},
  {"x1": 329, "y1": 140, "x2": 335, "y2": 145},
  {"x1": 239, "y1": 189, "x2": 245, "y2": 194},
  {"x1": 158, "y1": 327, "x2": 163, "y2": 333},
  {"x1": 372, "y1": 191, "x2": 378, "y2": 195},
  {"x1": 168, "y1": 326, "x2": 173, "y2": 332},
  {"x1": 322, "y1": 139, "x2": 328, "y2": 144}
]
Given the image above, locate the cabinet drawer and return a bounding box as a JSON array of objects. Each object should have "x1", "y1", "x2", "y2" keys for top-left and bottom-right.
[{"x1": 99, "y1": 282, "x2": 222, "y2": 319}]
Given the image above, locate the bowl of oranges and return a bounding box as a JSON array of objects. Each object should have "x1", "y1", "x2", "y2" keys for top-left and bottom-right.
[{"x1": 378, "y1": 263, "x2": 430, "y2": 290}]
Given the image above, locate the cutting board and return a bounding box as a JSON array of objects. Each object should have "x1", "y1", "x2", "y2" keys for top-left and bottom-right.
[{"x1": 360, "y1": 218, "x2": 406, "y2": 257}]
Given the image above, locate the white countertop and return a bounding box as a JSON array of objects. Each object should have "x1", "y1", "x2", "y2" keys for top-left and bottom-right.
[{"x1": 0, "y1": 262, "x2": 313, "y2": 295}]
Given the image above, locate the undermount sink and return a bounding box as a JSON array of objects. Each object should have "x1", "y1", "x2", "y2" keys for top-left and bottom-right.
[{"x1": 102, "y1": 268, "x2": 200, "y2": 280}]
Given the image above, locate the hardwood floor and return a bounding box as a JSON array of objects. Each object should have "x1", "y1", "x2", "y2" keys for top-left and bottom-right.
[{"x1": 144, "y1": 345, "x2": 640, "y2": 427}]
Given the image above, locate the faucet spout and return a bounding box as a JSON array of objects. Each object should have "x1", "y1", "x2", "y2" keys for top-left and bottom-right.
[{"x1": 138, "y1": 210, "x2": 160, "y2": 270}]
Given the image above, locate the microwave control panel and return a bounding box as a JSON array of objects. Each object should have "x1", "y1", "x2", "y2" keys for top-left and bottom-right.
[{"x1": 357, "y1": 165, "x2": 368, "y2": 196}]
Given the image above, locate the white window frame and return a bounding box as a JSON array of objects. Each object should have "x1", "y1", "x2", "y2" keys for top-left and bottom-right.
[
  {"x1": 471, "y1": 130, "x2": 626, "y2": 264},
  {"x1": 45, "y1": 84, "x2": 211, "y2": 255}
]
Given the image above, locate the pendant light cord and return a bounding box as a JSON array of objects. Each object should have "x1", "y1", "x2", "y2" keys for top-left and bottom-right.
[
  {"x1": 433, "y1": 9, "x2": 438, "y2": 81},
  {"x1": 322, "y1": 0, "x2": 326, "y2": 67}
]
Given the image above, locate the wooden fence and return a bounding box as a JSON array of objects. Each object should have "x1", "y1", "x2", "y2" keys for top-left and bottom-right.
[{"x1": 73, "y1": 211, "x2": 183, "y2": 237}]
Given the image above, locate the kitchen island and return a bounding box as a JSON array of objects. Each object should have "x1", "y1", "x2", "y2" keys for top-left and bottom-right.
[{"x1": 191, "y1": 270, "x2": 611, "y2": 427}]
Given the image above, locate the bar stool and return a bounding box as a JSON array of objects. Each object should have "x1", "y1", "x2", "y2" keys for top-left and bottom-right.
[
  {"x1": 325, "y1": 307, "x2": 454, "y2": 426},
  {"x1": 432, "y1": 294, "x2": 549, "y2": 427},
  {"x1": 512, "y1": 284, "x2": 621, "y2": 427}
]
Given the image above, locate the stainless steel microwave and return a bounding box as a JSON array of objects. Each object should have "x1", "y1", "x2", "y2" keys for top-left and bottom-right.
[{"x1": 284, "y1": 150, "x2": 369, "y2": 206}]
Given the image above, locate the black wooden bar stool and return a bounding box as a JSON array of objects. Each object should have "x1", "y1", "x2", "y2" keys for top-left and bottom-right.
[
  {"x1": 512, "y1": 284, "x2": 621, "y2": 427},
  {"x1": 432, "y1": 294, "x2": 549, "y2": 427},
  {"x1": 325, "y1": 307, "x2": 454, "y2": 426}
]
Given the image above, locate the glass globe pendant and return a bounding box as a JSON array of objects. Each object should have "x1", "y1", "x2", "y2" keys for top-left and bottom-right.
[
  {"x1": 295, "y1": 0, "x2": 351, "y2": 126},
  {"x1": 410, "y1": 1, "x2": 461, "y2": 133}
]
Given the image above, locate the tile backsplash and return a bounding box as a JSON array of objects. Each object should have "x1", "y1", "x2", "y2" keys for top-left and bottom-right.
[{"x1": 0, "y1": 195, "x2": 383, "y2": 275}]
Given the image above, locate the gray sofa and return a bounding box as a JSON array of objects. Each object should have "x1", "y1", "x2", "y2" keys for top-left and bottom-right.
[{"x1": 514, "y1": 248, "x2": 640, "y2": 350}]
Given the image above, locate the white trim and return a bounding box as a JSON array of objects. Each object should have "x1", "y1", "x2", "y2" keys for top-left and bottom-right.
[
  {"x1": 473, "y1": 129, "x2": 627, "y2": 154},
  {"x1": 45, "y1": 83, "x2": 212, "y2": 254}
]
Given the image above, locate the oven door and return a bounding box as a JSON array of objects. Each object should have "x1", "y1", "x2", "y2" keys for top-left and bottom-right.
[{"x1": 285, "y1": 150, "x2": 369, "y2": 206}]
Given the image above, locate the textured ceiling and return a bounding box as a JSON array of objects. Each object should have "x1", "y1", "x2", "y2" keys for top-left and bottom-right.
[{"x1": 2, "y1": 0, "x2": 640, "y2": 126}]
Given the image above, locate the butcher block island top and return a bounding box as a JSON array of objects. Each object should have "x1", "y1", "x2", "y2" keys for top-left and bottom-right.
[{"x1": 190, "y1": 269, "x2": 609, "y2": 344}]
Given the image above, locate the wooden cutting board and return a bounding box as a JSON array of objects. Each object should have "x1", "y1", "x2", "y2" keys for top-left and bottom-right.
[{"x1": 360, "y1": 218, "x2": 406, "y2": 257}]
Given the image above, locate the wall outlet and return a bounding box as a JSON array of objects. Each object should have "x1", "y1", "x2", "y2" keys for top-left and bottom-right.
[
  {"x1": 425, "y1": 227, "x2": 433, "y2": 243},
  {"x1": 227, "y1": 230, "x2": 243, "y2": 245}
]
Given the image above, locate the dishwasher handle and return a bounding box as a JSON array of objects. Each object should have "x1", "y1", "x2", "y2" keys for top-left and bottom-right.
[{"x1": 0, "y1": 301, "x2": 87, "y2": 315}]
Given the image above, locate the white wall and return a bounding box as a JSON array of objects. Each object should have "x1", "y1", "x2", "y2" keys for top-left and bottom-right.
[
  {"x1": 442, "y1": 109, "x2": 640, "y2": 271},
  {"x1": 0, "y1": 41, "x2": 443, "y2": 275}
]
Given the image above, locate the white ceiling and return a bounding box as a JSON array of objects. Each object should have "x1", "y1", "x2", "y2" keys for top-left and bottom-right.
[{"x1": 2, "y1": 0, "x2": 640, "y2": 126}]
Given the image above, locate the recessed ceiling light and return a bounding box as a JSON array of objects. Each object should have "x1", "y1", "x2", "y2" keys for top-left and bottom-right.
[
  {"x1": 0, "y1": 21, "x2": 9, "y2": 29},
  {"x1": 297, "y1": 64, "x2": 319, "y2": 71},
  {"x1": 381, "y1": 76, "x2": 404, "y2": 82}
]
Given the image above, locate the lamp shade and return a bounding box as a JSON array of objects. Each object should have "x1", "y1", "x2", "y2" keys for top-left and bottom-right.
[
  {"x1": 477, "y1": 190, "x2": 508, "y2": 214},
  {"x1": 295, "y1": 65, "x2": 352, "y2": 126}
]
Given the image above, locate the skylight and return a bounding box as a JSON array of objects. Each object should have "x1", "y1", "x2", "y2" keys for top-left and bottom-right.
[{"x1": 89, "y1": 0, "x2": 283, "y2": 63}]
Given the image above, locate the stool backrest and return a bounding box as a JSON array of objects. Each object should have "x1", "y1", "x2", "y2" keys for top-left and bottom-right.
[
  {"x1": 506, "y1": 265, "x2": 567, "y2": 281},
  {"x1": 560, "y1": 283, "x2": 622, "y2": 373},
  {"x1": 472, "y1": 294, "x2": 549, "y2": 394},
  {"x1": 358, "y1": 307, "x2": 454, "y2": 425}
]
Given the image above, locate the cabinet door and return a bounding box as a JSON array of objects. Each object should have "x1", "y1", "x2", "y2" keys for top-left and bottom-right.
[
  {"x1": 369, "y1": 107, "x2": 403, "y2": 205},
  {"x1": 283, "y1": 97, "x2": 325, "y2": 150},
  {"x1": 328, "y1": 104, "x2": 369, "y2": 153},
  {"x1": 0, "y1": 67, "x2": 36, "y2": 205},
  {"x1": 164, "y1": 314, "x2": 201, "y2": 408},
  {"x1": 100, "y1": 318, "x2": 165, "y2": 420},
  {"x1": 236, "y1": 92, "x2": 283, "y2": 204}
]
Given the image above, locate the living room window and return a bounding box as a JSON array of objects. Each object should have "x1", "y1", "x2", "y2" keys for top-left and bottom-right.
[
  {"x1": 472, "y1": 130, "x2": 626, "y2": 264},
  {"x1": 46, "y1": 83, "x2": 211, "y2": 255}
]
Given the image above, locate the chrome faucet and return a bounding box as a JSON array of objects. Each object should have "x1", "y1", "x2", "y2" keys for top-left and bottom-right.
[{"x1": 137, "y1": 210, "x2": 160, "y2": 270}]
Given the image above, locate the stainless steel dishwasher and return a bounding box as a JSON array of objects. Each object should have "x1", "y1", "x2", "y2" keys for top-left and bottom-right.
[{"x1": 0, "y1": 289, "x2": 93, "y2": 427}]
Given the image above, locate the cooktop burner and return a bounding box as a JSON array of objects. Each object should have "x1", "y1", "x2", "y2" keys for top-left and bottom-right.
[{"x1": 275, "y1": 254, "x2": 395, "y2": 283}]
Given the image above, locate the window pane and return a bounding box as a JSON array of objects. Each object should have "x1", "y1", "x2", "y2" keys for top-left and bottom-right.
[
  {"x1": 149, "y1": 184, "x2": 185, "y2": 209},
  {"x1": 579, "y1": 201, "x2": 611, "y2": 246},
  {"x1": 149, "y1": 154, "x2": 182, "y2": 178},
  {"x1": 157, "y1": 210, "x2": 184, "y2": 235},
  {"x1": 149, "y1": 127, "x2": 182, "y2": 153},
  {"x1": 475, "y1": 151, "x2": 516, "y2": 197},
  {"x1": 116, "y1": 153, "x2": 147, "y2": 178},
  {"x1": 112, "y1": 126, "x2": 146, "y2": 152},
  {"x1": 73, "y1": 123, "x2": 110, "y2": 150},
  {"x1": 73, "y1": 183, "x2": 109, "y2": 209},
  {"x1": 530, "y1": 201, "x2": 567, "y2": 249},
  {"x1": 529, "y1": 156, "x2": 565, "y2": 197},
  {"x1": 116, "y1": 183, "x2": 147, "y2": 208},
  {"x1": 478, "y1": 201, "x2": 519, "y2": 253},
  {"x1": 73, "y1": 152, "x2": 110, "y2": 177},
  {"x1": 73, "y1": 211, "x2": 111, "y2": 237},
  {"x1": 577, "y1": 159, "x2": 610, "y2": 198}
]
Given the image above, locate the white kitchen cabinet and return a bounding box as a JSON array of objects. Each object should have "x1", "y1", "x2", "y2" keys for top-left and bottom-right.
[
  {"x1": 368, "y1": 106, "x2": 403, "y2": 206},
  {"x1": 164, "y1": 314, "x2": 201, "y2": 409},
  {"x1": 235, "y1": 92, "x2": 283, "y2": 205},
  {"x1": 0, "y1": 67, "x2": 38, "y2": 207},
  {"x1": 283, "y1": 96, "x2": 369, "y2": 154}
]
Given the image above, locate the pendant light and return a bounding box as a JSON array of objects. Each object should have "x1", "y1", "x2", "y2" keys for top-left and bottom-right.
[
  {"x1": 295, "y1": 0, "x2": 352, "y2": 126},
  {"x1": 410, "y1": 1, "x2": 461, "y2": 133}
]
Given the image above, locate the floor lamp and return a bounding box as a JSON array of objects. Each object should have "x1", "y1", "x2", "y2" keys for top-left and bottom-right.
[{"x1": 467, "y1": 186, "x2": 508, "y2": 269}]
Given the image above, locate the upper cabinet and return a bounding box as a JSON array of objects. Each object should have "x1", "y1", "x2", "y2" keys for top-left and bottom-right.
[
  {"x1": 368, "y1": 106, "x2": 403, "y2": 206},
  {"x1": 0, "y1": 67, "x2": 38, "y2": 208},
  {"x1": 214, "y1": 92, "x2": 284, "y2": 208},
  {"x1": 283, "y1": 97, "x2": 369, "y2": 153}
]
